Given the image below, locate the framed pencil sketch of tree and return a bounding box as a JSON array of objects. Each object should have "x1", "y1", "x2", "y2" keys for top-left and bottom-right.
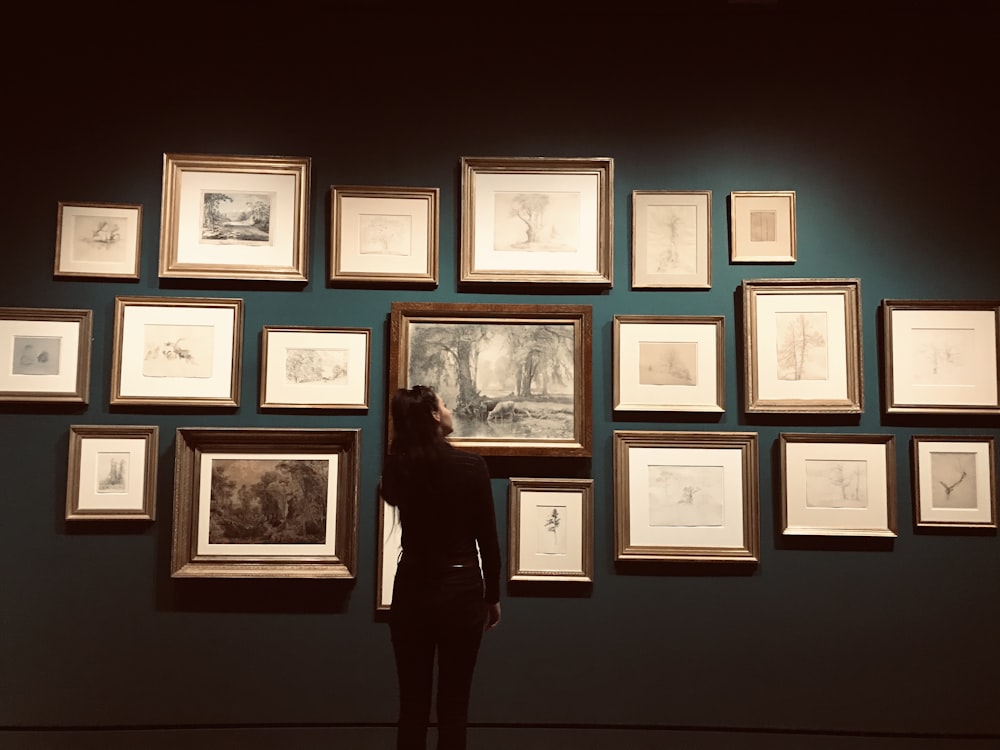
[
  {"x1": 65, "y1": 425, "x2": 158, "y2": 521},
  {"x1": 742, "y1": 278, "x2": 863, "y2": 414},
  {"x1": 388, "y1": 302, "x2": 593, "y2": 457},
  {"x1": 631, "y1": 190, "x2": 711, "y2": 289},
  {"x1": 508, "y1": 477, "x2": 594, "y2": 583},
  {"x1": 911, "y1": 436, "x2": 996, "y2": 529},
  {"x1": 55, "y1": 201, "x2": 143, "y2": 279}
]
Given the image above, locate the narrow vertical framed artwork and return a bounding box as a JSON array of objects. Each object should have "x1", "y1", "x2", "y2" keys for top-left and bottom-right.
[
  {"x1": 729, "y1": 190, "x2": 796, "y2": 263},
  {"x1": 376, "y1": 497, "x2": 403, "y2": 611},
  {"x1": 631, "y1": 189, "x2": 711, "y2": 289},
  {"x1": 65, "y1": 425, "x2": 158, "y2": 521},
  {"x1": 508, "y1": 477, "x2": 594, "y2": 583},
  {"x1": 911, "y1": 435, "x2": 996, "y2": 529},
  {"x1": 0, "y1": 307, "x2": 92, "y2": 404},
  {"x1": 55, "y1": 201, "x2": 143, "y2": 279}
]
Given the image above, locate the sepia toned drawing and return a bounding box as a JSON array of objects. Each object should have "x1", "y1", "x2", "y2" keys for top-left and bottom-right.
[
  {"x1": 645, "y1": 203, "x2": 697, "y2": 274},
  {"x1": 638, "y1": 341, "x2": 697, "y2": 386},
  {"x1": 285, "y1": 347, "x2": 348, "y2": 385},
  {"x1": 359, "y1": 213, "x2": 412, "y2": 256},
  {"x1": 749, "y1": 210, "x2": 777, "y2": 242},
  {"x1": 142, "y1": 324, "x2": 214, "y2": 378},
  {"x1": 536, "y1": 505, "x2": 567, "y2": 555},
  {"x1": 775, "y1": 311, "x2": 828, "y2": 381},
  {"x1": 493, "y1": 191, "x2": 580, "y2": 252},
  {"x1": 96, "y1": 452, "x2": 129, "y2": 493},
  {"x1": 805, "y1": 459, "x2": 868, "y2": 508},
  {"x1": 647, "y1": 464, "x2": 725, "y2": 527},
  {"x1": 912, "y1": 327, "x2": 974, "y2": 385},
  {"x1": 929, "y1": 451, "x2": 977, "y2": 508},
  {"x1": 200, "y1": 190, "x2": 275, "y2": 245},
  {"x1": 11, "y1": 336, "x2": 61, "y2": 376}
]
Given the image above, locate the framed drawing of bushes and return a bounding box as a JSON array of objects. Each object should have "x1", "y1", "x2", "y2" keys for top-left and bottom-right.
[
  {"x1": 912, "y1": 435, "x2": 996, "y2": 529},
  {"x1": 65, "y1": 425, "x2": 158, "y2": 521},
  {"x1": 54, "y1": 201, "x2": 143, "y2": 279},
  {"x1": 508, "y1": 477, "x2": 594, "y2": 583},
  {"x1": 0, "y1": 307, "x2": 92, "y2": 404},
  {"x1": 388, "y1": 301, "x2": 593, "y2": 457},
  {"x1": 729, "y1": 190, "x2": 796, "y2": 263},
  {"x1": 631, "y1": 189, "x2": 711, "y2": 289}
]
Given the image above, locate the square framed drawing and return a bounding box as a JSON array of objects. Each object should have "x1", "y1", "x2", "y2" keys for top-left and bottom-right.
[
  {"x1": 54, "y1": 201, "x2": 142, "y2": 279},
  {"x1": 729, "y1": 190, "x2": 796, "y2": 263},
  {"x1": 0, "y1": 307, "x2": 92, "y2": 404},
  {"x1": 508, "y1": 477, "x2": 593, "y2": 583},
  {"x1": 743, "y1": 278, "x2": 863, "y2": 413},
  {"x1": 911, "y1": 435, "x2": 996, "y2": 528},
  {"x1": 260, "y1": 326, "x2": 370, "y2": 410},
  {"x1": 460, "y1": 156, "x2": 613, "y2": 287},
  {"x1": 613, "y1": 431, "x2": 759, "y2": 563},
  {"x1": 631, "y1": 190, "x2": 711, "y2": 289},
  {"x1": 65, "y1": 425, "x2": 158, "y2": 521},
  {"x1": 389, "y1": 302, "x2": 593, "y2": 457},
  {"x1": 613, "y1": 314, "x2": 725, "y2": 413},
  {"x1": 329, "y1": 185, "x2": 439, "y2": 286},
  {"x1": 171, "y1": 427, "x2": 359, "y2": 579},
  {"x1": 376, "y1": 497, "x2": 403, "y2": 611},
  {"x1": 110, "y1": 296, "x2": 243, "y2": 408},
  {"x1": 780, "y1": 433, "x2": 897, "y2": 537},
  {"x1": 881, "y1": 299, "x2": 1000, "y2": 415},
  {"x1": 159, "y1": 152, "x2": 311, "y2": 282}
]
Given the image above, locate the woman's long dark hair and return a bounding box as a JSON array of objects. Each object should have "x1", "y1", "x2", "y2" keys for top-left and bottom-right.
[{"x1": 388, "y1": 385, "x2": 449, "y2": 479}]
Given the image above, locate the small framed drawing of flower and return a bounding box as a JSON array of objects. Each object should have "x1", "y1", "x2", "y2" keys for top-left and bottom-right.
[
  {"x1": 508, "y1": 477, "x2": 594, "y2": 583},
  {"x1": 911, "y1": 435, "x2": 996, "y2": 529},
  {"x1": 0, "y1": 307, "x2": 92, "y2": 404},
  {"x1": 631, "y1": 190, "x2": 711, "y2": 289},
  {"x1": 65, "y1": 425, "x2": 158, "y2": 521},
  {"x1": 729, "y1": 190, "x2": 796, "y2": 263},
  {"x1": 55, "y1": 201, "x2": 143, "y2": 279}
]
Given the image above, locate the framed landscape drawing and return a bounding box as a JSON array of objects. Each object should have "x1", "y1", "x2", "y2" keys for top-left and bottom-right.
[
  {"x1": 911, "y1": 435, "x2": 996, "y2": 529},
  {"x1": 388, "y1": 302, "x2": 593, "y2": 457},
  {"x1": 780, "y1": 433, "x2": 897, "y2": 537},
  {"x1": 55, "y1": 201, "x2": 142, "y2": 279},
  {"x1": 613, "y1": 431, "x2": 759, "y2": 563},
  {"x1": 508, "y1": 477, "x2": 594, "y2": 583},
  {"x1": 0, "y1": 307, "x2": 92, "y2": 404},
  {"x1": 631, "y1": 190, "x2": 711, "y2": 289},
  {"x1": 171, "y1": 427, "x2": 360, "y2": 579},
  {"x1": 65, "y1": 425, "x2": 158, "y2": 521},
  {"x1": 729, "y1": 190, "x2": 796, "y2": 263},
  {"x1": 743, "y1": 278, "x2": 863, "y2": 414},
  {"x1": 460, "y1": 156, "x2": 613, "y2": 287},
  {"x1": 159, "y1": 153, "x2": 311, "y2": 282},
  {"x1": 613, "y1": 314, "x2": 725, "y2": 413},
  {"x1": 110, "y1": 296, "x2": 243, "y2": 408},
  {"x1": 881, "y1": 299, "x2": 1000, "y2": 415},
  {"x1": 329, "y1": 185, "x2": 439, "y2": 286},
  {"x1": 376, "y1": 497, "x2": 402, "y2": 611}
]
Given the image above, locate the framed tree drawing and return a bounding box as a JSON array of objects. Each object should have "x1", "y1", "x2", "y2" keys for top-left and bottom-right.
[
  {"x1": 631, "y1": 190, "x2": 711, "y2": 289},
  {"x1": 0, "y1": 307, "x2": 92, "y2": 404},
  {"x1": 388, "y1": 302, "x2": 593, "y2": 457},
  {"x1": 729, "y1": 190, "x2": 796, "y2": 263},
  {"x1": 508, "y1": 477, "x2": 594, "y2": 583},
  {"x1": 65, "y1": 425, "x2": 158, "y2": 521},
  {"x1": 55, "y1": 201, "x2": 143, "y2": 279},
  {"x1": 911, "y1": 435, "x2": 996, "y2": 529}
]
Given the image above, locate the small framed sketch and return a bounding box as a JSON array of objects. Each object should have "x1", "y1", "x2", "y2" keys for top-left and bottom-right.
[
  {"x1": 329, "y1": 185, "x2": 439, "y2": 286},
  {"x1": 260, "y1": 326, "x2": 370, "y2": 410},
  {"x1": 0, "y1": 307, "x2": 92, "y2": 404},
  {"x1": 780, "y1": 433, "x2": 897, "y2": 537},
  {"x1": 729, "y1": 190, "x2": 796, "y2": 263},
  {"x1": 613, "y1": 431, "x2": 759, "y2": 563},
  {"x1": 743, "y1": 278, "x2": 863, "y2": 414},
  {"x1": 911, "y1": 436, "x2": 996, "y2": 529},
  {"x1": 376, "y1": 497, "x2": 403, "y2": 611},
  {"x1": 508, "y1": 477, "x2": 594, "y2": 583},
  {"x1": 65, "y1": 425, "x2": 158, "y2": 521},
  {"x1": 460, "y1": 156, "x2": 613, "y2": 287},
  {"x1": 613, "y1": 315, "x2": 725, "y2": 413},
  {"x1": 159, "y1": 152, "x2": 311, "y2": 282},
  {"x1": 881, "y1": 299, "x2": 1000, "y2": 415},
  {"x1": 631, "y1": 190, "x2": 711, "y2": 289},
  {"x1": 110, "y1": 296, "x2": 243, "y2": 408},
  {"x1": 54, "y1": 201, "x2": 142, "y2": 279},
  {"x1": 171, "y1": 427, "x2": 360, "y2": 579}
]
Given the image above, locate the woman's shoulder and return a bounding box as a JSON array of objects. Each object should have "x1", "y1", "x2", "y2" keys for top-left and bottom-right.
[{"x1": 444, "y1": 443, "x2": 489, "y2": 471}]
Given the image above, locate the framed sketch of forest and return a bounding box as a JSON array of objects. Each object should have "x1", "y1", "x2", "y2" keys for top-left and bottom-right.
[
  {"x1": 742, "y1": 278, "x2": 863, "y2": 414},
  {"x1": 65, "y1": 424, "x2": 158, "y2": 521},
  {"x1": 388, "y1": 302, "x2": 593, "y2": 457},
  {"x1": 911, "y1": 435, "x2": 996, "y2": 529},
  {"x1": 631, "y1": 190, "x2": 711, "y2": 289}
]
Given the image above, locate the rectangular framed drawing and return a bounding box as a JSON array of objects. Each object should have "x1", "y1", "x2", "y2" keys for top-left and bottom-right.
[
  {"x1": 260, "y1": 326, "x2": 370, "y2": 410},
  {"x1": 631, "y1": 190, "x2": 711, "y2": 289},
  {"x1": 613, "y1": 314, "x2": 725, "y2": 413},
  {"x1": 911, "y1": 435, "x2": 996, "y2": 528},
  {"x1": 111, "y1": 296, "x2": 243, "y2": 408},
  {"x1": 55, "y1": 201, "x2": 142, "y2": 279},
  {"x1": 508, "y1": 477, "x2": 593, "y2": 583},
  {"x1": 159, "y1": 152, "x2": 311, "y2": 282},
  {"x1": 780, "y1": 433, "x2": 897, "y2": 537},
  {"x1": 0, "y1": 307, "x2": 92, "y2": 404},
  {"x1": 65, "y1": 425, "x2": 158, "y2": 521},
  {"x1": 460, "y1": 156, "x2": 613, "y2": 287},
  {"x1": 613, "y1": 431, "x2": 759, "y2": 563},
  {"x1": 376, "y1": 497, "x2": 402, "y2": 611},
  {"x1": 329, "y1": 185, "x2": 439, "y2": 286},
  {"x1": 729, "y1": 190, "x2": 796, "y2": 263},
  {"x1": 743, "y1": 278, "x2": 863, "y2": 413},
  {"x1": 881, "y1": 299, "x2": 1000, "y2": 415},
  {"x1": 171, "y1": 427, "x2": 359, "y2": 578}
]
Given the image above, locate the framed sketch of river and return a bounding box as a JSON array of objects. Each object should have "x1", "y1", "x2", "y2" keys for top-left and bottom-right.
[
  {"x1": 388, "y1": 302, "x2": 593, "y2": 457},
  {"x1": 159, "y1": 153, "x2": 311, "y2": 282}
]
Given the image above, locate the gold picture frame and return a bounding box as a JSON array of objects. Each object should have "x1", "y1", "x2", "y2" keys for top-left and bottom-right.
[
  {"x1": 508, "y1": 477, "x2": 594, "y2": 583},
  {"x1": 911, "y1": 435, "x2": 996, "y2": 529},
  {"x1": 0, "y1": 306, "x2": 92, "y2": 404},
  {"x1": 65, "y1": 425, "x2": 158, "y2": 521},
  {"x1": 54, "y1": 201, "x2": 143, "y2": 279},
  {"x1": 729, "y1": 190, "x2": 796, "y2": 263},
  {"x1": 631, "y1": 189, "x2": 711, "y2": 289}
]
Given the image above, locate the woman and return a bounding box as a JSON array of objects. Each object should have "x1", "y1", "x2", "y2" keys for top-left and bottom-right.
[{"x1": 380, "y1": 385, "x2": 502, "y2": 750}]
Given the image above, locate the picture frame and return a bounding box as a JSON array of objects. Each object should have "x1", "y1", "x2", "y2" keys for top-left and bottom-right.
[
  {"x1": 460, "y1": 156, "x2": 613, "y2": 287},
  {"x1": 376, "y1": 497, "x2": 402, "y2": 611},
  {"x1": 911, "y1": 435, "x2": 996, "y2": 529},
  {"x1": 110, "y1": 296, "x2": 243, "y2": 408},
  {"x1": 54, "y1": 201, "x2": 143, "y2": 279},
  {"x1": 508, "y1": 477, "x2": 594, "y2": 583},
  {"x1": 65, "y1": 425, "x2": 158, "y2": 521},
  {"x1": 171, "y1": 427, "x2": 360, "y2": 579},
  {"x1": 0, "y1": 307, "x2": 92, "y2": 404},
  {"x1": 613, "y1": 431, "x2": 759, "y2": 563},
  {"x1": 631, "y1": 190, "x2": 711, "y2": 289},
  {"x1": 159, "y1": 152, "x2": 311, "y2": 282},
  {"x1": 329, "y1": 185, "x2": 439, "y2": 287},
  {"x1": 729, "y1": 190, "x2": 796, "y2": 263},
  {"x1": 613, "y1": 314, "x2": 725, "y2": 413},
  {"x1": 779, "y1": 432, "x2": 897, "y2": 537},
  {"x1": 389, "y1": 301, "x2": 593, "y2": 457},
  {"x1": 260, "y1": 326, "x2": 371, "y2": 410},
  {"x1": 881, "y1": 299, "x2": 1000, "y2": 415},
  {"x1": 742, "y1": 278, "x2": 863, "y2": 414}
]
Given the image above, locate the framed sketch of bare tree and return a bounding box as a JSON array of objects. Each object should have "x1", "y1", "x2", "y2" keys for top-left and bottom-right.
[
  {"x1": 55, "y1": 201, "x2": 143, "y2": 279},
  {"x1": 912, "y1": 435, "x2": 996, "y2": 529},
  {"x1": 631, "y1": 190, "x2": 711, "y2": 289},
  {"x1": 388, "y1": 302, "x2": 593, "y2": 457},
  {"x1": 65, "y1": 425, "x2": 158, "y2": 521},
  {"x1": 742, "y1": 278, "x2": 863, "y2": 414},
  {"x1": 508, "y1": 477, "x2": 594, "y2": 583},
  {"x1": 729, "y1": 191, "x2": 796, "y2": 263},
  {"x1": 0, "y1": 307, "x2": 92, "y2": 404}
]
